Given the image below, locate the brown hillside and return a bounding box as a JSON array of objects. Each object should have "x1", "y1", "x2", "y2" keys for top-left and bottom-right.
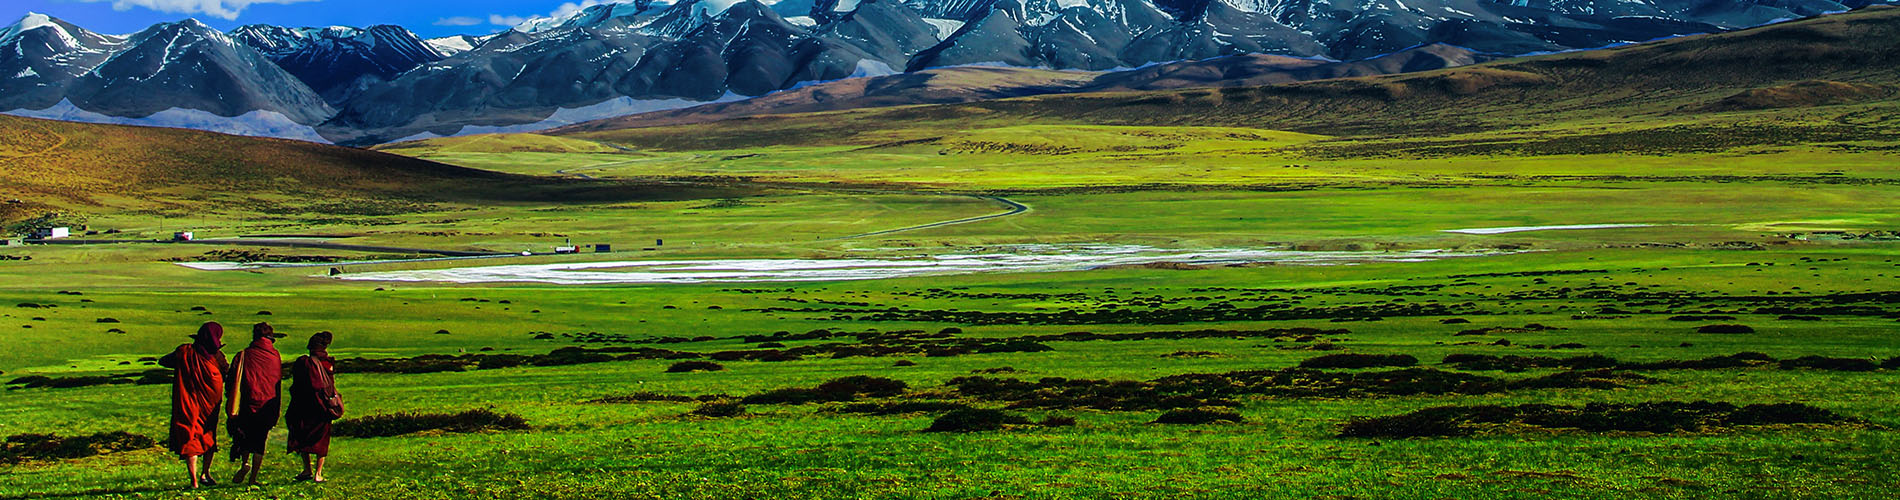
[
  {"x1": 559, "y1": 6, "x2": 1900, "y2": 149},
  {"x1": 1695, "y1": 80, "x2": 1895, "y2": 112},
  {"x1": 0, "y1": 115, "x2": 509, "y2": 219}
]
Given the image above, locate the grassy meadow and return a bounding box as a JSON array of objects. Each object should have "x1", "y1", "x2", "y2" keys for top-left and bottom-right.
[
  {"x1": 6, "y1": 11, "x2": 1900, "y2": 497},
  {"x1": 7, "y1": 114, "x2": 1900, "y2": 498}
]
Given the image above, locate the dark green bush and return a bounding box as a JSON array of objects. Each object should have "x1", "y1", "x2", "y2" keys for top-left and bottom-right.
[{"x1": 334, "y1": 409, "x2": 529, "y2": 438}]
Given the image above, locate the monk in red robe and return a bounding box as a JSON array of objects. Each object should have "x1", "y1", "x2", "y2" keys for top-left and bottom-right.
[
  {"x1": 158, "y1": 322, "x2": 227, "y2": 489},
  {"x1": 286, "y1": 331, "x2": 340, "y2": 483},
  {"x1": 225, "y1": 322, "x2": 283, "y2": 484}
]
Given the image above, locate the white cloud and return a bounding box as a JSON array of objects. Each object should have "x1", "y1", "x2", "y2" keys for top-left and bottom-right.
[
  {"x1": 550, "y1": 1, "x2": 619, "y2": 19},
  {"x1": 487, "y1": 14, "x2": 531, "y2": 26},
  {"x1": 76, "y1": 0, "x2": 319, "y2": 21},
  {"x1": 482, "y1": 0, "x2": 632, "y2": 28},
  {"x1": 433, "y1": 16, "x2": 483, "y2": 26}
]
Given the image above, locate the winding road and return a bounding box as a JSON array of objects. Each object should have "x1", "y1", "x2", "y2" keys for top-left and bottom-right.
[{"x1": 830, "y1": 195, "x2": 1029, "y2": 240}]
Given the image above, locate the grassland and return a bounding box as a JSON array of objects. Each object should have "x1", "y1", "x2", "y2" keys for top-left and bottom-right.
[{"x1": 4, "y1": 9, "x2": 1900, "y2": 500}]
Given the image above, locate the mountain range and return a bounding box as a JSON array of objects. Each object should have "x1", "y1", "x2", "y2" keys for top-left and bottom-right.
[
  {"x1": 1, "y1": 0, "x2": 1890, "y2": 145},
  {"x1": 547, "y1": 4, "x2": 1900, "y2": 152}
]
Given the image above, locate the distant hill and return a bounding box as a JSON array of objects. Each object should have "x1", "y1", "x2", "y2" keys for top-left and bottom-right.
[
  {"x1": 7, "y1": 0, "x2": 1895, "y2": 144},
  {"x1": 373, "y1": 133, "x2": 628, "y2": 155},
  {"x1": 552, "y1": 6, "x2": 1900, "y2": 149},
  {"x1": 555, "y1": 44, "x2": 1494, "y2": 133},
  {"x1": 0, "y1": 114, "x2": 505, "y2": 221}
]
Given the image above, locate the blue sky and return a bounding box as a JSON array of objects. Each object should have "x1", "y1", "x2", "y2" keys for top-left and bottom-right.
[{"x1": 7, "y1": 0, "x2": 624, "y2": 38}]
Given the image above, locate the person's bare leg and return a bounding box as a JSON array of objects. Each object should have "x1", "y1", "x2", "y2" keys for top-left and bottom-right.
[
  {"x1": 298, "y1": 453, "x2": 313, "y2": 480},
  {"x1": 231, "y1": 452, "x2": 250, "y2": 484},
  {"x1": 184, "y1": 455, "x2": 201, "y2": 489},
  {"x1": 199, "y1": 449, "x2": 216, "y2": 485},
  {"x1": 247, "y1": 452, "x2": 265, "y2": 483},
  {"x1": 312, "y1": 455, "x2": 326, "y2": 482}
]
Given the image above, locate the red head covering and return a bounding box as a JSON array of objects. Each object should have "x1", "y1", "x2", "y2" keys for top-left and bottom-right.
[
  {"x1": 166, "y1": 324, "x2": 228, "y2": 456},
  {"x1": 252, "y1": 322, "x2": 277, "y2": 339},
  {"x1": 193, "y1": 322, "x2": 224, "y2": 352},
  {"x1": 308, "y1": 331, "x2": 333, "y2": 354}
]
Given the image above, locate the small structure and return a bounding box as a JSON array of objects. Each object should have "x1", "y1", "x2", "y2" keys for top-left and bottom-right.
[
  {"x1": 595, "y1": 244, "x2": 613, "y2": 253},
  {"x1": 173, "y1": 231, "x2": 195, "y2": 241},
  {"x1": 1, "y1": 238, "x2": 19, "y2": 246},
  {"x1": 554, "y1": 246, "x2": 579, "y2": 254},
  {"x1": 655, "y1": 238, "x2": 664, "y2": 247},
  {"x1": 33, "y1": 227, "x2": 70, "y2": 240}
]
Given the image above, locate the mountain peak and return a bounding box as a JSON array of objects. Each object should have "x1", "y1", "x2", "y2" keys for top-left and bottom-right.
[
  {"x1": 12, "y1": 11, "x2": 54, "y2": 29},
  {"x1": 144, "y1": 17, "x2": 226, "y2": 39},
  {"x1": 173, "y1": 18, "x2": 216, "y2": 30},
  {"x1": 3, "y1": 12, "x2": 64, "y2": 43}
]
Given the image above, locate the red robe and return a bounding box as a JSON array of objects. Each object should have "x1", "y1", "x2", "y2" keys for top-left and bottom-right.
[
  {"x1": 286, "y1": 354, "x2": 337, "y2": 455},
  {"x1": 160, "y1": 344, "x2": 226, "y2": 457},
  {"x1": 229, "y1": 338, "x2": 282, "y2": 413},
  {"x1": 226, "y1": 338, "x2": 283, "y2": 455}
]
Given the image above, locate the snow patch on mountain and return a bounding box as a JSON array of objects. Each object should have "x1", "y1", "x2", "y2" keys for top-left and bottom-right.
[
  {"x1": 3, "y1": 12, "x2": 54, "y2": 39},
  {"x1": 4, "y1": 12, "x2": 79, "y2": 48},
  {"x1": 922, "y1": 18, "x2": 965, "y2": 39},
  {"x1": 4, "y1": 99, "x2": 329, "y2": 143},
  {"x1": 694, "y1": 0, "x2": 753, "y2": 19},
  {"x1": 387, "y1": 93, "x2": 748, "y2": 143},
  {"x1": 514, "y1": 0, "x2": 687, "y2": 32},
  {"x1": 424, "y1": 35, "x2": 478, "y2": 56},
  {"x1": 852, "y1": 59, "x2": 899, "y2": 77}
]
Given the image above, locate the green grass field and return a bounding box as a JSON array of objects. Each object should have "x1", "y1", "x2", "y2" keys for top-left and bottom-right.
[
  {"x1": 9, "y1": 121, "x2": 1900, "y2": 498},
  {"x1": 6, "y1": 11, "x2": 1900, "y2": 496}
]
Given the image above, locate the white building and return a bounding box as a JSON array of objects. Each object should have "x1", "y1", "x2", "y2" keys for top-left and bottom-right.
[{"x1": 34, "y1": 227, "x2": 70, "y2": 239}]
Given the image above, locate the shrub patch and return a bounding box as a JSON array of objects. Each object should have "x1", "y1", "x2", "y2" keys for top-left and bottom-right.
[
  {"x1": 1299, "y1": 353, "x2": 1419, "y2": 369},
  {"x1": 1155, "y1": 407, "x2": 1245, "y2": 424},
  {"x1": 334, "y1": 409, "x2": 530, "y2": 438},
  {"x1": 690, "y1": 401, "x2": 745, "y2": 418},
  {"x1": 925, "y1": 409, "x2": 1031, "y2": 432},
  {"x1": 666, "y1": 361, "x2": 725, "y2": 373},
  {"x1": 1340, "y1": 401, "x2": 1861, "y2": 437},
  {"x1": 1, "y1": 432, "x2": 155, "y2": 464}
]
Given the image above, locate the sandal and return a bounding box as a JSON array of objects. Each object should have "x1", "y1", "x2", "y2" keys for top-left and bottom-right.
[
  {"x1": 294, "y1": 473, "x2": 314, "y2": 482},
  {"x1": 199, "y1": 476, "x2": 218, "y2": 487}
]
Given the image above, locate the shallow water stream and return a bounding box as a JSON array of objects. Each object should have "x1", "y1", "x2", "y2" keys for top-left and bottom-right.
[{"x1": 296, "y1": 245, "x2": 1512, "y2": 285}]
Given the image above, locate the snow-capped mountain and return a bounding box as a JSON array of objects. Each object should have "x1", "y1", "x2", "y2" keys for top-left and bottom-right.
[
  {"x1": 231, "y1": 24, "x2": 445, "y2": 103},
  {"x1": 424, "y1": 34, "x2": 495, "y2": 56},
  {"x1": 2, "y1": 0, "x2": 1892, "y2": 144},
  {"x1": 1, "y1": 16, "x2": 333, "y2": 134},
  {"x1": 0, "y1": 13, "x2": 122, "y2": 110}
]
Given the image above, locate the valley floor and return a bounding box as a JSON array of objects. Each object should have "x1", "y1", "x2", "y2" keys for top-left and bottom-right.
[{"x1": 3, "y1": 101, "x2": 1899, "y2": 499}]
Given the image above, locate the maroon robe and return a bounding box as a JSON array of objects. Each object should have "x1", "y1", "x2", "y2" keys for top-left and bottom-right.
[
  {"x1": 225, "y1": 337, "x2": 282, "y2": 455},
  {"x1": 286, "y1": 354, "x2": 336, "y2": 455},
  {"x1": 159, "y1": 342, "x2": 225, "y2": 457}
]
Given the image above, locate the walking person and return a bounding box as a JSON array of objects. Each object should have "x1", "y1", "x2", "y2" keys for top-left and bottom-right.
[
  {"x1": 158, "y1": 322, "x2": 228, "y2": 489},
  {"x1": 225, "y1": 323, "x2": 284, "y2": 484},
  {"x1": 286, "y1": 331, "x2": 343, "y2": 483}
]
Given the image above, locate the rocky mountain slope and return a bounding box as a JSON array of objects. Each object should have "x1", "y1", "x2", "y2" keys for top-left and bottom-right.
[
  {"x1": 231, "y1": 24, "x2": 447, "y2": 103},
  {"x1": 549, "y1": 6, "x2": 1900, "y2": 150},
  {"x1": 0, "y1": 15, "x2": 332, "y2": 137},
  {"x1": 555, "y1": 42, "x2": 1493, "y2": 131},
  {"x1": 2, "y1": 1, "x2": 1892, "y2": 144}
]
